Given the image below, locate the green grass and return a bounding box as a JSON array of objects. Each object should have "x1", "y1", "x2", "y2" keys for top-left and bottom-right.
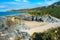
[{"x1": 31, "y1": 27, "x2": 60, "y2": 40}]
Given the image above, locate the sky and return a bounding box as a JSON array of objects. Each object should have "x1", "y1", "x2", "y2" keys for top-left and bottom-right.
[{"x1": 0, "y1": 0, "x2": 60, "y2": 12}]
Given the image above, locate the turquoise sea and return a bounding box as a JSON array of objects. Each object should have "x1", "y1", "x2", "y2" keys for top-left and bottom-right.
[{"x1": 0, "y1": 12, "x2": 23, "y2": 16}]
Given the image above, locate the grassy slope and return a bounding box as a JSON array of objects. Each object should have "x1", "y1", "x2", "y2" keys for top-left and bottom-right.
[
  {"x1": 31, "y1": 27, "x2": 60, "y2": 40},
  {"x1": 8, "y1": 1, "x2": 60, "y2": 19}
]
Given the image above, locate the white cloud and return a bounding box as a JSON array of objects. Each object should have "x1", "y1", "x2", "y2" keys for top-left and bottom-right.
[
  {"x1": 23, "y1": 0, "x2": 28, "y2": 2},
  {"x1": 44, "y1": 0, "x2": 59, "y2": 5},
  {"x1": 14, "y1": 0, "x2": 28, "y2": 2},
  {"x1": 6, "y1": 2, "x2": 18, "y2": 4},
  {"x1": 36, "y1": 2, "x2": 46, "y2": 6},
  {"x1": 36, "y1": 0, "x2": 59, "y2": 6},
  {"x1": 46, "y1": 1, "x2": 54, "y2": 5},
  {"x1": 0, "y1": 5, "x2": 6, "y2": 8},
  {"x1": 37, "y1": 3, "x2": 42, "y2": 5},
  {"x1": 1, "y1": 2, "x2": 20, "y2": 5},
  {"x1": 9, "y1": 2, "x2": 18, "y2": 4},
  {"x1": 15, "y1": 0, "x2": 21, "y2": 2}
]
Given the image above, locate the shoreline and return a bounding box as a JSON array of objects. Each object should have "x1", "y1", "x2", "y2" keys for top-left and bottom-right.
[{"x1": 0, "y1": 12, "x2": 24, "y2": 17}]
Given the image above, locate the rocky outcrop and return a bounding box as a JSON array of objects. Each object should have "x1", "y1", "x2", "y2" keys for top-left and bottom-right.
[
  {"x1": 0, "y1": 14, "x2": 60, "y2": 40},
  {"x1": 20, "y1": 14, "x2": 60, "y2": 22},
  {"x1": 0, "y1": 24, "x2": 30, "y2": 40},
  {"x1": 0, "y1": 16, "x2": 30, "y2": 40}
]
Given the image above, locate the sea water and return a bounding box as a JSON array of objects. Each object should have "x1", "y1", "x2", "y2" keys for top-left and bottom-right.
[{"x1": 0, "y1": 12, "x2": 23, "y2": 16}]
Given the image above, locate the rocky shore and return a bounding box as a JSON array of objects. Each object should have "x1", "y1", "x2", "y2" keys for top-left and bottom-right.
[{"x1": 0, "y1": 14, "x2": 60, "y2": 40}]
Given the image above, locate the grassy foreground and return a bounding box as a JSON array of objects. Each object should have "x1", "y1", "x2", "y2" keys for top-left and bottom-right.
[{"x1": 31, "y1": 27, "x2": 60, "y2": 40}]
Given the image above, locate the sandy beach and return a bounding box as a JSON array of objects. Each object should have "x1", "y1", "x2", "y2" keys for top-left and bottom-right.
[
  {"x1": 23, "y1": 21, "x2": 49, "y2": 29},
  {"x1": 21, "y1": 21, "x2": 60, "y2": 35}
]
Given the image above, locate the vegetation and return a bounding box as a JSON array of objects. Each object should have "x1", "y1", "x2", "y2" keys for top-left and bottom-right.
[
  {"x1": 31, "y1": 27, "x2": 60, "y2": 40},
  {"x1": 14, "y1": 26, "x2": 60, "y2": 40},
  {"x1": 15, "y1": 37, "x2": 21, "y2": 40},
  {"x1": 5, "y1": 16, "x2": 22, "y2": 27},
  {"x1": 9, "y1": 1, "x2": 60, "y2": 19},
  {"x1": 6, "y1": 1, "x2": 60, "y2": 40}
]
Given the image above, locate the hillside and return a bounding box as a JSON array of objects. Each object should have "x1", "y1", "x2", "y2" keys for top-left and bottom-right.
[{"x1": 8, "y1": 1, "x2": 60, "y2": 19}]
